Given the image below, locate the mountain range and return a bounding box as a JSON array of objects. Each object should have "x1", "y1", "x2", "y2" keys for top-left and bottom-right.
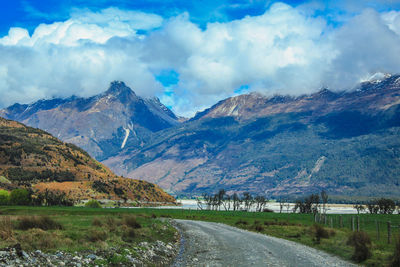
[
  {"x1": 2, "y1": 75, "x2": 400, "y2": 198},
  {"x1": 0, "y1": 81, "x2": 179, "y2": 161}
]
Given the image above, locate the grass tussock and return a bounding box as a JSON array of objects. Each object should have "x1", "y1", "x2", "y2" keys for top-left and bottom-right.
[
  {"x1": 123, "y1": 215, "x2": 141, "y2": 229},
  {"x1": 19, "y1": 228, "x2": 62, "y2": 250},
  {"x1": 312, "y1": 224, "x2": 330, "y2": 244},
  {"x1": 347, "y1": 231, "x2": 371, "y2": 263},
  {"x1": 235, "y1": 219, "x2": 248, "y2": 226},
  {"x1": 0, "y1": 216, "x2": 14, "y2": 241},
  {"x1": 87, "y1": 228, "x2": 108, "y2": 242},
  {"x1": 17, "y1": 216, "x2": 63, "y2": 231},
  {"x1": 390, "y1": 235, "x2": 400, "y2": 267},
  {"x1": 91, "y1": 217, "x2": 103, "y2": 227}
]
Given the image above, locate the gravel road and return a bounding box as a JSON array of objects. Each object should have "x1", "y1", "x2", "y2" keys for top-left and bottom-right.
[{"x1": 172, "y1": 219, "x2": 356, "y2": 267}]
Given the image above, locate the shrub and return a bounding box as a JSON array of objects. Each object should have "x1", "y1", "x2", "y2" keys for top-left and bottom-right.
[
  {"x1": 122, "y1": 228, "x2": 136, "y2": 242},
  {"x1": 235, "y1": 219, "x2": 248, "y2": 226},
  {"x1": 85, "y1": 199, "x2": 102, "y2": 208},
  {"x1": 19, "y1": 228, "x2": 58, "y2": 250},
  {"x1": 390, "y1": 235, "x2": 400, "y2": 267},
  {"x1": 347, "y1": 231, "x2": 371, "y2": 262},
  {"x1": 123, "y1": 215, "x2": 141, "y2": 229},
  {"x1": 254, "y1": 224, "x2": 264, "y2": 232},
  {"x1": 0, "y1": 190, "x2": 9, "y2": 205},
  {"x1": 9, "y1": 189, "x2": 31, "y2": 205},
  {"x1": 313, "y1": 224, "x2": 329, "y2": 244},
  {"x1": 92, "y1": 217, "x2": 103, "y2": 227},
  {"x1": 17, "y1": 216, "x2": 63, "y2": 230},
  {"x1": 0, "y1": 216, "x2": 13, "y2": 240},
  {"x1": 88, "y1": 228, "x2": 107, "y2": 242}
]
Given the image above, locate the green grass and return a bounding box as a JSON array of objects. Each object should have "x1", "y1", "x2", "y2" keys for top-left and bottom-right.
[
  {"x1": 1, "y1": 206, "x2": 399, "y2": 266},
  {"x1": 0, "y1": 206, "x2": 177, "y2": 254}
]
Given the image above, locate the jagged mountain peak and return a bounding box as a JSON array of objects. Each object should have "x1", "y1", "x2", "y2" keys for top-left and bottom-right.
[{"x1": 104, "y1": 81, "x2": 137, "y2": 99}]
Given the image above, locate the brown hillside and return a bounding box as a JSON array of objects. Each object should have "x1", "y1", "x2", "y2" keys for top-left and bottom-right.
[{"x1": 0, "y1": 117, "x2": 175, "y2": 203}]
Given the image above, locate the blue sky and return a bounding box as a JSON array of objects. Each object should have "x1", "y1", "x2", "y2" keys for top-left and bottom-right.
[{"x1": 1, "y1": 1, "x2": 400, "y2": 116}]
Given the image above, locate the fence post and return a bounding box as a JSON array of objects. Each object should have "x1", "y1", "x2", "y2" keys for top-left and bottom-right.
[
  {"x1": 376, "y1": 220, "x2": 380, "y2": 240},
  {"x1": 357, "y1": 216, "x2": 360, "y2": 231},
  {"x1": 324, "y1": 214, "x2": 327, "y2": 225},
  {"x1": 352, "y1": 216, "x2": 355, "y2": 231},
  {"x1": 339, "y1": 215, "x2": 343, "y2": 228},
  {"x1": 388, "y1": 221, "x2": 391, "y2": 244},
  {"x1": 330, "y1": 217, "x2": 333, "y2": 228}
]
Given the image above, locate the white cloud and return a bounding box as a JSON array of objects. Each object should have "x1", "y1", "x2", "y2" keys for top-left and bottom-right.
[{"x1": 0, "y1": 3, "x2": 400, "y2": 116}]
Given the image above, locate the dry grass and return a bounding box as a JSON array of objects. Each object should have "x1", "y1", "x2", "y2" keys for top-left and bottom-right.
[
  {"x1": 87, "y1": 228, "x2": 108, "y2": 242},
  {"x1": 123, "y1": 215, "x2": 141, "y2": 229},
  {"x1": 17, "y1": 216, "x2": 63, "y2": 231},
  {"x1": 19, "y1": 228, "x2": 63, "y2": 250},
  {"x1": 0, "y1": 216, "x2": 14, "y2": 241}
]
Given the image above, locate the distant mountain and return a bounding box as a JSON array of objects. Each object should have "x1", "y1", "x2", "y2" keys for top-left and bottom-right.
[
  {"x1": 0, "y1": 117, "x2": 175, "y2": 202},
  {"x1": 104, "y1": 74, "x2": 400, "y2": 198},
  {"x1": 0, "y1": 81, "x2": 180, "y2": 161}
]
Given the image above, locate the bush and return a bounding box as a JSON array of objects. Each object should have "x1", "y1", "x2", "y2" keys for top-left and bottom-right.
[
  {"x1": 92, "y1": 217, "x2": 103, "y2": 227},
  {"x1": 390, "y1": 235, "x2": 400, "y2": 267},
  {"x1": 254, "y1": 224, "x2": 264, "y2": 232},
  {"x1": 123, "y1": 215, "x2": 141, "y2": 229},
  {"x1": 313, "y1": 224, "x2": 329, "y2": 244},
  {"x1": 85, "y1": 199, "x2": 102, "y2": 208},
  {"x1": 347, "y1": 231, "x2": 371, "y2": 262},
  {"x1": 235, "y1": 219, "x2": 249, "y2": 226},
  {"x1": 122, "y1": 228, "x2": 136, "y2": 242},
  {"x1": 0, "y1": 190, "x2": 9, "y2": 205},
  {"x1": 9, "y1": 189, "x2": 31, "y2": 205},
  {"x1": 17, "y1": 216, "x2": 63, "y2": 230},
  {"x1": 87, "y1": 228, "x2": 107, "y2": 242}
]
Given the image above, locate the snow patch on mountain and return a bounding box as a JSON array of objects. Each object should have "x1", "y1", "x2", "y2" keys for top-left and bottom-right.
[{"x1": 121, "y1": 128, "x2": 130, "y2": 149}]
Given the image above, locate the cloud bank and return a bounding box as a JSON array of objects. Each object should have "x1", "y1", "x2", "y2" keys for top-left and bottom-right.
[{"x1": 1, "y1": 3, "x2": 400, "y2": 116}]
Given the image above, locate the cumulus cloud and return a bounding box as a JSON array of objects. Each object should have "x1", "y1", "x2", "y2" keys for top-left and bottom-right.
[{"x1": 1, "y1": 3, "x2": 400, "y2": 116}]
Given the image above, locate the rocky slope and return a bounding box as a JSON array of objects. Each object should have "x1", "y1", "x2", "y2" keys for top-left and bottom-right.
[
  {"x1": 105, "y1": 74, "x2": 400, "y2": 198},
  {"x1": 0, "y1": 81, "x2": 179, "y2": 161},
  {"x1": 0, "y1": 117, "x2": 175, "y2": 202}
]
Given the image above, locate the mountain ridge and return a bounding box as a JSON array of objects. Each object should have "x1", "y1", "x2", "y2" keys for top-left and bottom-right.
[
  {"x1": 0, "y1": 81, "x2": 180, "y2": 161},
  {"x1": 104, "y1": 74, "x2": 400, "y2": 198}
]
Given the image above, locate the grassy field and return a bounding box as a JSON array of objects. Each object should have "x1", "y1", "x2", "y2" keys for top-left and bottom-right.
[
  {"x1": 1, "y1": 206, "x2": 399, "y2": 266},
  {"x1": 0, "y1": 205, "x2": 178, "y2": 266}
]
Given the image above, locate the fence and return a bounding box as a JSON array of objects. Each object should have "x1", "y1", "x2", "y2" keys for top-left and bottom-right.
[{"x1": 313, "y1": 213, "x2": 400, "y2": 244}]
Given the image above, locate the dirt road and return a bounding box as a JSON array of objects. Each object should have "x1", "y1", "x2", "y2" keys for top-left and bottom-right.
[{"x1": 172, "y1": 219, "x2": 356, "y2": 267}]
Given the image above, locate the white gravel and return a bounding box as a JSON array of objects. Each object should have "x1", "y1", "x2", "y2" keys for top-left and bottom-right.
[{"x1": 172, "y1": 219, "x2": 357, "y2": 267}]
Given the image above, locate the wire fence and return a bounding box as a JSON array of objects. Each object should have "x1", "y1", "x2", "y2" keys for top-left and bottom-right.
[{"x1": 314, "y1": 213, "x2": 400, "y2": 244}]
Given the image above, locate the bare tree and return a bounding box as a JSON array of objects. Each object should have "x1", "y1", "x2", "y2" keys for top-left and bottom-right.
[
  {"x1": 232, "y1": 193, "x2": 241, "y2": 211},
  {"x1": 321, "y1": 190, "x2": 328, "y2": 214},
  {"x1": 354, "y1": 204, "x2": 365, "y2": 214},
  {"x1": 255, "y1": 195, "x2": 268, "y2": 212}
]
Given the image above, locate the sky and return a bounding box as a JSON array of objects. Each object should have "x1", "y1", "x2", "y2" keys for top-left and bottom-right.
[{"x1": 1, "y1": 1, "x2": 400, "y2": 117}]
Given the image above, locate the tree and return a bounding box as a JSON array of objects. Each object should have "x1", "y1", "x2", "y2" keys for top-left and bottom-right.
[
  {"x1": 0, "y1": 189, "x2": 9, "y2": 205},
  {"x1": 255, "y1": 195, "x2": 268, "y2": 212},
  {"x1": 376, "y1": 198, "x2": 396, "y2": 214},
  {"x1": 232, "y1": 193, "x2": 241, "y2": 211},
  {"x1": 354, "y1": 204, "x2": 365, "y2": 214},
  {"x1": 321, "y1": 190, "x2": 328, "y2": 214},
  {"x1": 9, "y1": 188, "x2": 31, "y2": 205}
]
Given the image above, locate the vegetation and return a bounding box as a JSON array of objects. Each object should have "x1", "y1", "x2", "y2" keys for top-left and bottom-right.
[
  {"x1": 9, "y1": 189, "x2": 31, "y2": 205},
  {"x1": 85, "y1": 199, "x2": 102, "y2": 208},
  {"x1": 1, "y1": 205, "x2": 399, "y2": 266},
  {"x1": 0, "y1": 206, "x2": 177, "y2": 255},
  {"x1": 0, "y1": 189, "x2": 9, "y2": 205},
  {"x1": 347, "y1": 231, "x2": 372, "y2": 262}
]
